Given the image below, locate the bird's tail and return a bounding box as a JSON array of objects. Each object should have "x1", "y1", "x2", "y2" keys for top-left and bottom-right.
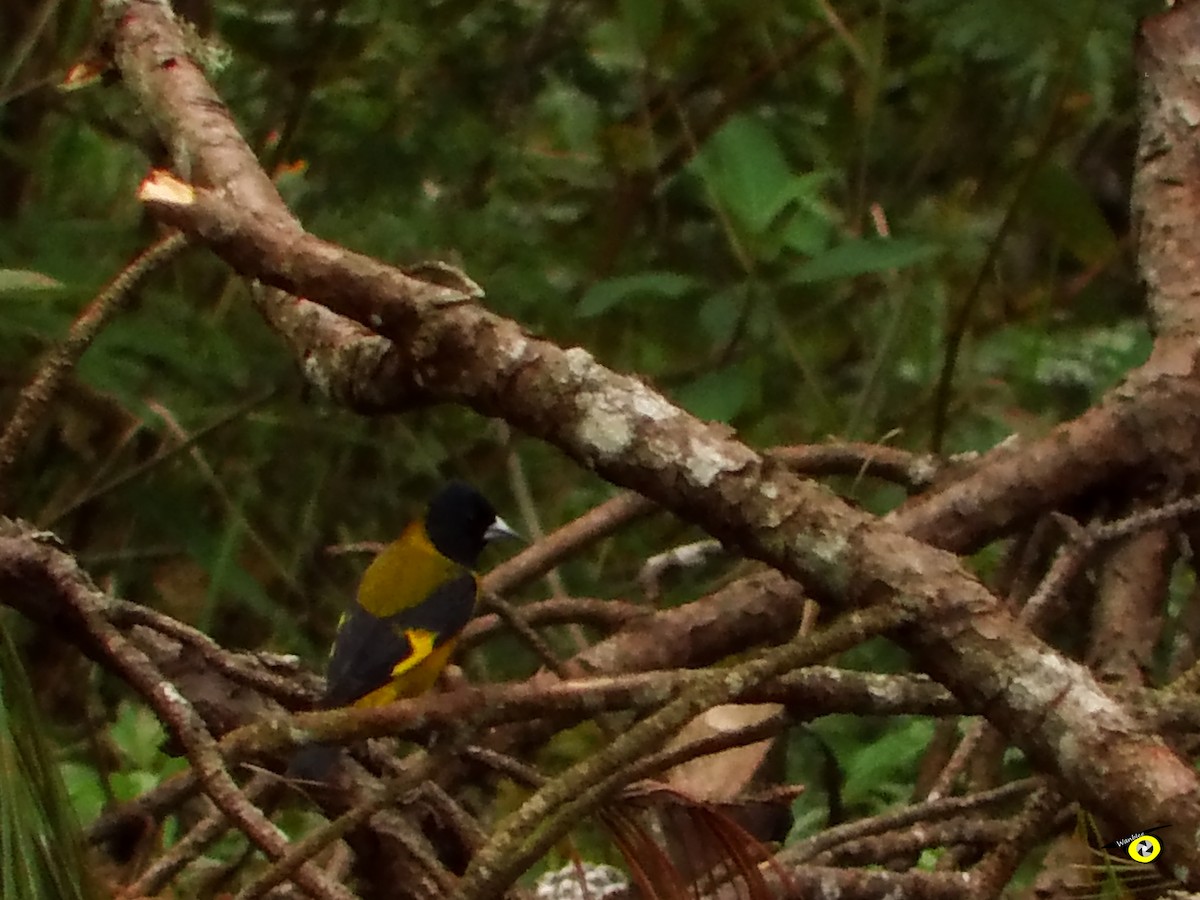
[{"x1": 287, "y1": 742, "x2": 341, "y2": 783}]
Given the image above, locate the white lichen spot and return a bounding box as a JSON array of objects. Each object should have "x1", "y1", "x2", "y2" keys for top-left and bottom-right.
[
  {"x1": 577, "y1": 397, "x2": 634, "y2": 459},
  {"x1": 722, "y1": 670, "x2": 748, "y2": 694},
  {"x1": 1007, "y1": 652, "x2": 1078, "y2": 713},
  {"x1": 761, "y1": 500, "x2": 785, "y2": 529},
  {"x1": 503, "y1": 336, "x2": 529, "y2": 363},
  {"x1": 564, "y1": 346, "x2": 596, "y2": 379},
  {"x1": 818, "y1": 871, "x2": 839, "y2": 896},
  {"x1": 760, "y1": 481, "x2": 779, "y2": 500},
  {"x1": 686, "y1": 452, "x2": 725, "y2": 487},
  {"x1": 909, "y1": 455, "x2": 940, "y2": 486},
  {"x1": 303, "y1": 355, "x2": 332, "y2": 398},
  {"x1": 629, "y1": 383, "x2": 676, "y2": 422},
  {"x1": 1177, "y1": 98, "x2": 1200, "y2": 128},
  {"x1": 808, "y1": 532, "x2": 849, "y2": 569},
  {"x1": 369, "y1": 313, "x2": 383, "y2": 328},
  {"x1": 158, "y1": 682, "x2": 186, "y2": 706},
  {"x1": 685, "y1": 434, "x2": 755, "y2": 487}
]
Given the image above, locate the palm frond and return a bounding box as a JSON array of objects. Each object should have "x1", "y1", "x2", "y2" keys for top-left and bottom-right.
[{"x1": 0, "y1": 616, "x2": 98, "y2": 900}]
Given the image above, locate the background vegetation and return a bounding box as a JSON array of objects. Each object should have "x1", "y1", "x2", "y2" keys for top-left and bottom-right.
[{"x1": 0, "y1": 0, "x2": 1170, "y2": 896}]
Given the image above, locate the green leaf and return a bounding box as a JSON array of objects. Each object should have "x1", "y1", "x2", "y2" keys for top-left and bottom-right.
[
  {"x1": 108, "y1": 702, "x2": 170, "y2": 772},
  {"x1": 778, "y1": 173, "x2": 836, "y2": 256},
  {"x1": 577, "y1": 272, "x2": 699, "y2": 318},
  {"x1": 790, "y1": 238, "x2": 943, "y2": 284},
  {"x1": 691, "y1": 116, "x2": 794, "y2": 236},
  {"x1": 699, "y1": 290, "x2": 742, "y2": 343},
  {"x1": 678, "y1": 365, "x2": 754, "y2": 422},
  {"x1": 58, "y1": 764, "x2": 107, "y2": 825},
  {"x1": 541, "y1": 81, "x2": 601, "y2": 154},
  {"x1": 841, "y1": 718, "x2": 935, "y2": 808}
]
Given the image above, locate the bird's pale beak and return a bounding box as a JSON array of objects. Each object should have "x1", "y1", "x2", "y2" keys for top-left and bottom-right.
[{"x1": 485, "y1": 516, "x2": 522, "y2": 543}]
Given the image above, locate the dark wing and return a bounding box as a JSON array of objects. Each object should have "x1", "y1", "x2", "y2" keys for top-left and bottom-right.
[
  {"x1": 382, "y1": 571, "x2": 478, "y2": 641},
  {"x1": 321, "y1": 572, "x2": 479, "y2": 708}
]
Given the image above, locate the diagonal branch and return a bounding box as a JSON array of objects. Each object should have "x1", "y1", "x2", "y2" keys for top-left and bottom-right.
[{"x1": 0, "y1": 232, "x2": 189, "y2": 510}]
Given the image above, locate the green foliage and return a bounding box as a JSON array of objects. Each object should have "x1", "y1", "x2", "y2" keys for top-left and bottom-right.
[
  {"x1": 788, "y1": 237, "x2": 943, "y2": 284},
  {"x1": 690, "y1": 115, "x2": 835, "y2": 261},
  {"x1": 975, "y1": 322, "x2": 1150, "y2": 420},
  {"x1": 786, "y1": 715, "x2": 938, "y2": 839},
  {"x1": 61, "y1": 703, "x2": 187, "y2": 827},
  {"x1": 577, "y1": 271, "x2": 701, "y2": 318}
]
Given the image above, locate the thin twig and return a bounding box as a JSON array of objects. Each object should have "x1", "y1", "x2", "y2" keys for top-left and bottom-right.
[
  {"x1": 416, "y1": 781, "x2": 489, "y2": 855},
  {"x1": 484, "y1": 492, "x2": 656, "y2": 595},
  {"x1": 503, "y1": 433, "x2": 567, "y2": 600},
  {"x1": 0, "y1": 530, "x2": 353, "y2": 900},
  {"x1": 461, "y1": 745, "x2": 546, "y2": 789},
  {"x1": 123, "y1": 774, "x2": 279, "y2": 898},
  {"x1": 780, "y1": 778, "x2": 1042, "y2": 865},
  {"x1": 453, "y1": 603, "x2": 911, "y2": 900},
  {"x1": 110, "y1": 599, "x2": 317, "y2": 705},
  {"x1": 930, "y1": 18, "x2": 1094, "y2": 450},
  {"x1": 235, "y1": 755, "x2": 438, "y2": 900},
  {"x1": 461, "y1": 596, "x2": 645, "y2": 645},
  {"x1": 639, "y1": 540, "x2": 726, "y2": 600},
  {"x1": 0, "y1": 233, "x2": 189, "y2": 509},
  {"x1": 478, "y1": 592, "x2": 576, "y2": 679},
  {"x1": 768, "y1": 441, "x2": 942, "y2": 491},
  {"x1": 145, "y1": 400, "x2": 302, "y2": 596},
  {"x1": 969, "y1": 785, "x2": 1069, "y2": 898},
  {"x1": 625, "y1": 709, "x2": 790, "y2": 785},
  {"x1": 42, "y1": 386, "x2": 278, "y2": 526}
]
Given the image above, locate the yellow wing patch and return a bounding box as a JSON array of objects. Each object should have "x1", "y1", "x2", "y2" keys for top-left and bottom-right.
[
  {"x1": 354, "y1": 630, "x2": 460, "y2": 708},
  {"x1": 392, "y1": 628, "x2": 437, "y2": 677}
]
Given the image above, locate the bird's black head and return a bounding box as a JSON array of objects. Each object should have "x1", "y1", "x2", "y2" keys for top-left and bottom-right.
[{"x1": 424, "y1": 481, "x2": 519, "y2": 567}]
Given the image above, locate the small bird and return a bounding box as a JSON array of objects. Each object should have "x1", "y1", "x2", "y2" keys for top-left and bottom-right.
[{"x1": 289, "y1": 481, "x2": 519, "y2": 780}]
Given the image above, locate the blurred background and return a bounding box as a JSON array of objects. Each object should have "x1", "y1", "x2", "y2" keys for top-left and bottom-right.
[{"x1": 0, "y1": 0, "x2": 1161, "y2": 892}]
